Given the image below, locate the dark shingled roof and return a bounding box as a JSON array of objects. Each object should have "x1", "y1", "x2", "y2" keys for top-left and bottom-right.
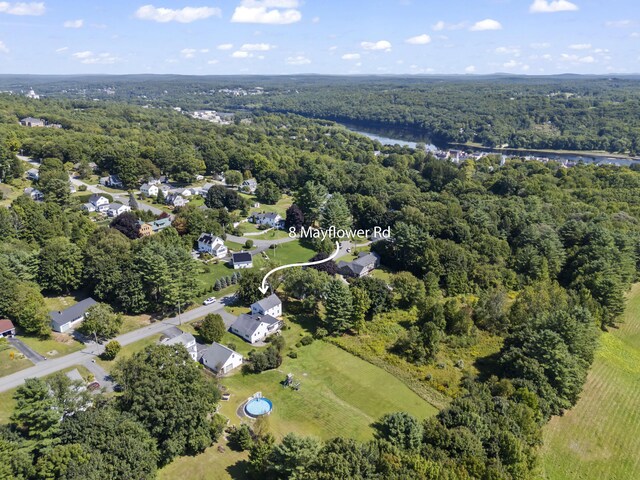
[
  {"x1": 232, "y1": 251, "x2": 252, "y2": 264},
  {"x1": 231, "y1": 313, "x2": 279, "y2": 338},
  {"x1": 49, "y1": 298, "x2": 97, "y2": 329}
]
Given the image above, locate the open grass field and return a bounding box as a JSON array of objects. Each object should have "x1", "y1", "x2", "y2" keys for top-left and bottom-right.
[
  {"x1": 0, "y1": 342, "x2": 33, "y2": 377},
  {"x1": 263, "y1": 240, "x2": 316, "y2": 265},
  {"x1": 541, "y1": 283, "x2": 640, "y2": 480},
  {"x1": 96, "y1": 334, "x2": 163, "y2": 370},
  {"x1": 218, "y1": 340, "x2": 438, "y2": 442},
  {"x1": 20, "y1": 333, "x2": 84, "y2": 358},
  {"x1": 246, "y1": 194, "x2": 294, "y2": 217},
  {"x1": 159, "y1": 441, "x2": 249, "y2": 480}
]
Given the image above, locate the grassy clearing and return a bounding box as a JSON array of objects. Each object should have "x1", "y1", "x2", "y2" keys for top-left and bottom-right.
[
  {"x1": 330, "y1": 309, "x2": 502, "y2": 405},
  {"x1": 541, "y1": 283, "x2": 640, "y2": 480},
  {"x1": 0, "y1": 342, "x2": 33, "y2": 377},
  {"x1": 120, "y1": 314, "x2": 153, "y2": 334},
  {"x1": 0, "y1": 182, "x2": 21, "y2": 207},
  {"x1": 96, "y1": 334, "x2": 163, "y2": 371},
  {"x1": 263, "y1": 241, "x2": 316, "y2": 265},
  {"x1": 159, "y1": 441, "x2": 249, "y2": 480},
  {"x1": 20, "y1": 333, "x2": 84, "y2": 358},
  {"x1": 247, "y1": 194, "x2": 293, "y2": 217}
]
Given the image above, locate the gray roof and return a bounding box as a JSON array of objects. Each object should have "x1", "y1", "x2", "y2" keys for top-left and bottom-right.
[
  {"x1": 49, "y1": 298, "x2": 97, "y2": 329},
  {"x1": 232, "y1": 251, "x2": 252, "y2": 264},
  {"x1": 252, "y1": 212, "x2": 281, "y2": 222},
  {"x1": 252, "y1": 293, "x2": 281, "y2": 312},
  {"x1": 108, "y1": 202, "x2": 124, "y2": 209},
  {"x1": 231, "y1": 313, "x2": 279, "y2": 338},
  {"x1": 89, "y1": 194, "x2": 105, "y2": 203},
  {"x1": 338, "y1": 252, "x2": 380, "y2": 276},
  {"x1": 201, "y1": 342, "x2": 240, "y2": 369},
  {"x1": 151, "y1": 218, "x2": 172, "y2": 230},
  {"x1": 65, "y1": 369, "x2": 84, "y2": 383},
  {"x1": 161, "y1": 326, "x2": 184, "y2": 339},
  {"x1": 162, "y1": 331, "x2": 195, "y2": 348}
]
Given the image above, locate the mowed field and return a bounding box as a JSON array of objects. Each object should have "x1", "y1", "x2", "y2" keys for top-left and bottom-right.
[{"x1": 541, "y1": 283, "x2": 640, "y2": 480}]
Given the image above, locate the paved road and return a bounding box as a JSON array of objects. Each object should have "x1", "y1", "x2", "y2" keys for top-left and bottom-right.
[
  {"x1": 8, "y1": 337, "x2": 45, "y2": 363},
  {"x1": 82, "y1": 360, "x2": 115, "y2": 392},
  {"x1": 0, "y1": 297, "x2": 233, "y2": 394}
]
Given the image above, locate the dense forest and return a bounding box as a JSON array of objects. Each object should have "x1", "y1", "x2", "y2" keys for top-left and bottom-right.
[
  {"x1": 0, "y1": 90, "x2": 639, "y2": 478},
  {"x1": 2, "y1": 74, "x2": 640, "y2": 153}
]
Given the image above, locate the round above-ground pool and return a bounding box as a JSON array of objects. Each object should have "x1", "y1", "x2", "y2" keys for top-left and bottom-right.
[{"x1": 244, "y1": 397, "x2": 273, "y2": 417}]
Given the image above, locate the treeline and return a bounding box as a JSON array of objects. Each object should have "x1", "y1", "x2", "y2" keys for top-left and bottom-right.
[{"x1": 0, "y1": 344, "x2": 222, "y2": 479}]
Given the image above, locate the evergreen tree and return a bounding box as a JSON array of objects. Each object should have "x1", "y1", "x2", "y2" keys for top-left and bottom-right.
[
  {"x1": 294, "y1": 181, "x2": 327, "y2": 226},
  {"x1": 323, "y1": 279, "x2": 353, "y2": 334},
  {"x1": 214, "y1": 279, "x2": 222, "y2": 291},
  {"x1": 129, "y1": 191, "x2": 139, "y2": 210},
  {"x1": 320, "y1": 193, "x2": 352, "y2": 231}
]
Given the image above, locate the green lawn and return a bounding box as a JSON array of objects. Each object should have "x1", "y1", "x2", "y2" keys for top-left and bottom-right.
[
  {"x1": 541, "y1": 283, "x2": 640, "y2": 480},
  {"x1": 263, "y1": 240, "x2": 316, "y2": 265},
  {"x1": 246, "y1": 229, "x2": 290, "y2": 240},
  {"x1": 0, "y1": 389, "x2": 17, "y2": 424},
  {"x1": 19, "y1": 334, "x2": 84, "y2": 358},
  {"x1": 96, "y1": 334, "x2": 163, "y2": 371},
  {"x1": 246, "y1": 194, "x2": 293, "y2": 217},
  {"x1": 159, "y1": 441, "x2": 249, "y2": 480},
  {"x1": 0, "y1": 343, "x2": 33, "y2": 377},
  {"x1": 120, "y1": 314, "x2": 153, "y2": 334}
]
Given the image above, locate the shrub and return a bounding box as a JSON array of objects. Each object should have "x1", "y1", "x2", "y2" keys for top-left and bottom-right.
[
  {"x1": 101, "y1": 340, "x2": 121, "y2": 360},
  {"x1": 300, "y1": 335, "x2": 314, "y2": 346},
  {"x1": 287, "y1": 351, "x2": 298, "y2": 359},
  {"x1": 314, "y1": 328, "x2": 328, "y2": 339},
  {"x1": 244, "y1": 239, "x2": 254, "y2": 249}
]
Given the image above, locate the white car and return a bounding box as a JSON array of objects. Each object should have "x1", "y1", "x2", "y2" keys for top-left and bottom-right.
[{"x1": 203, "y1": 297, "x2": 216, "y2": 305}]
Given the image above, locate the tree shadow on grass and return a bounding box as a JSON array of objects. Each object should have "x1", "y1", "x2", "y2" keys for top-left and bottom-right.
[
  {"x1": 226, "y1": 459, "x2": 251, "y2": 480},
  {"x1": 283, "y1": 300, "x2": 318, "y2": 335}
]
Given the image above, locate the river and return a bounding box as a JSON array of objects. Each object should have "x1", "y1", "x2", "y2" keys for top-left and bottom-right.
[{"x1": 342, "y1": 123, "x2": 638, "y2": 167}]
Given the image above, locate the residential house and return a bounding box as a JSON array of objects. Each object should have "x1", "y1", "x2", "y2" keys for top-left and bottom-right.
[
  {"x1": 197, "y1": 233, "x2": 228, "y2": 258},
  {"x1": 150, "y1": 218, "x2": 172, "y2": 233},
  {"x1": 82, "y1": 203, "x2": 96, "y2": 213},
  {"x1": 230, "y1": 313, "x2": 283, "y2": 344},
  {"x1": 99, "y1": 175, "x2": 124, "y2": 189},
  {"x1": 69, "y1": 184, "x2": 76, "y2": 194},
  {"x1": 240, "y1": 178, "x2": 258, "y2": 193},
  {"x1": 232, "y1": 251, "x2": 253, "y2": 269},
  {"x1": 140, "y1": 183, "x2": 159, "y2": 197},
  {"x1": 106, "y1": 203, "x2": 131, "y2": 218},
  {"x1": 137, "y1": 221, "x2": 153, "y2": 237},
  {"x1": 0, "y1": 319, "x2": 16, "y2": 338},
  {"x1": 337, "y1": 252, "x2": 381, "y2": 278},
  {"x1": 166, "y1": 193, "x2": 188, "y2": 207},
  {"x1": 20, "y1": 117, "x2": 45, "y2": 127},
  {"x1": 158, "y1": 184, "x2": 172, "y2": 194},
  {"x1": 87, "y1": 194, "x2": 110, "y2": 213},
  {"x1": 201, "y1": 342, "x2": 243, "y2": 374},
  {"x1": 49, "y1": 297, "x2": 97, "y2": 333},
  {"x1": 251, "y1": 293, "x2": 282, "y2": 318},
  {"x1": 195, "y1": 174, "x2": 204, "y2": 181},
  {"x1": 159, "y1": 330, "x2": 198, "y2": 361},
  {"x1": 249, "y1": 212, "x2": 283, "y2": 229},
  {"x1": 24, "y1": 187, "x2": 43, "y2": 201},
  {"x1": 26, "y1": 168, "x2": 39, "y2": 180}
]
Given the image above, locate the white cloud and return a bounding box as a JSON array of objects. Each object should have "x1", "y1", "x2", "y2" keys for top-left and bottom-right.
[
  {"x1": 530, "y1": 42, "x2": 551, "y2": 48},
  {"x1": 631, "y1": 32, "x2": 640, "y2": 38},
  {"x1": 55, "y1": 46, "x2": 68, "y2": 53},
  {"x1": 231, "y1": 50, "x2": 251, "y2": 58},
  {"x1": 134, "y1": 5, "x2": 221, "y2": 23},
  {"x1": 361, "y1": 40, "x2": 392, "y2": 51},
  {"x1": 432, "y1": 20, "x2": 466, "y2": 31},
  {"x1": 569, "y1": 43, "x2": 591, "y2": 50},
  {"x1": 72, "y1": 51, "x2": 119, "y2": 64},
  {"x1": 231, "y1": 0, "x2": 301, "y2": 24},
  {"x1": 200, "y1": 48, "x2": 209, "y2": 53},
  {"x1": 0, "y1": 40, "x2": 8, "y2": 53},
  {"x1": 470, "y1": 19, "x2": 502, "y2": 31},
  {"x1": 240, "y1": 43, "x2": 274, "y2": 51},
  {"x1": 560, "y1": 53, "x2": 596, "y2": 63},
  {"x1": 405, "y1": 34, "x2": 431, "y2": 45},
  {"x1": 503, "y1": 60, "x2": 519, "y2": 68},
  {"x1": 311, "y1": 16, "x2": 319, "y2": 23},
  {"x1": 341, "y1": 53, "x2": 360, "y2": 60},
  {"x1": 465, "y1": 65, "x2": 476, "y2": 73},
  {"x1": 0, "y1": 2, "x2": 45, "y2": 15},
  {"x1": 286, "y1": 55, "x2": 310, "y2": 65},
  {"x1": 181, "y1": 48, "x2": 197, "y2": 58},
  {"x1": 495, "y1": 46, "x2": 521, "y2": 55},
  {"x1": 63, "y1": 19, "x2": 84, "y2": 28},
  {"x1": 207, "y1": 59, "x2": 219, "y2": 64},
  {"x1": 605, "y1": 20, "x2": 634, "y2": 28},
  {"x1": 529, "y1": 0, "x2": 579, "y2": 13},
  {"x1": 217, "y1": 43, "x2": 234, "y2": 50}
]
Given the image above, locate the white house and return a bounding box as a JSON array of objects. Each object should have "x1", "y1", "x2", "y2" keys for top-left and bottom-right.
[
  {"x1": 249, "y1": 212, "x2": 283, "y2": 229},
  {"x1": 160, "y1": 330, "x2": 198, "y2": 361},
  {"x1": 26, "y1": 168, "x2": 39, "y2": 180},
  {"x1": 50, "y1": 298, "x2": 97, "y2": 333},
  {"x1": 230, "y1": 313, "x2": 282, "y2": 344},
  {"x1": 201, "y1": 343, "x2": 243, "y2": 374},
  {"x1": 251, "y1": 293, "x2": 282, "y2": 318},
  {"x1": 24, "y1": 187, "x2": 43, "y2": 201},
  {"x1": 232, "y1": 251, "x2": 253, "y2": 269},
  {"x1": 106, "y1": 203, "x2": 131, "y2": 217},
  {"x1": 197, "y1": 233, "x2": 228, "y2": 258},
  {"x1": 140, "y1": 183, "x2": 159, "y2": 197},
  {"x1": 166, "y1": 194, "x2": 188, "y2": 207},
  {"x1": 241, "y1": 178, "x2": 258, "y2": 193},
  {"x1": 88, "y1": 194, "x2": 110, "y2": 213},
  {"x1": 99, "y1": 175, "x2": 123, "y2": 189}
]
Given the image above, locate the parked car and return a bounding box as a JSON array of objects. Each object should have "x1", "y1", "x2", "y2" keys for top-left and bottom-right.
[
  {"x1": 113, "y1": 384, "x2": 124, "y2": 392},
  {"x1": 88, "y1": 382, "x2": 100, "y2": 391},
  {"x1": 203, "y1": 297, "x2": 216, "y2": 305}
]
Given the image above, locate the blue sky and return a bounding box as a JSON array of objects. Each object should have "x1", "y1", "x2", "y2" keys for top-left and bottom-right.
[{"x1": 0, "y1": 0, "x2": 638, "y2": 75}]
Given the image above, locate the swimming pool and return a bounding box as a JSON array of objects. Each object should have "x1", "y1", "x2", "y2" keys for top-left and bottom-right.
[{"x1": 244, "y1": 397, "x2": 273, "y2": 417}]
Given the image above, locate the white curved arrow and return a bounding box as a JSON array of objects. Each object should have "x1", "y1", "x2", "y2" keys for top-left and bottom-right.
[{"x1": 259, "y1": 241, "x2": 340, "y2": 294}]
